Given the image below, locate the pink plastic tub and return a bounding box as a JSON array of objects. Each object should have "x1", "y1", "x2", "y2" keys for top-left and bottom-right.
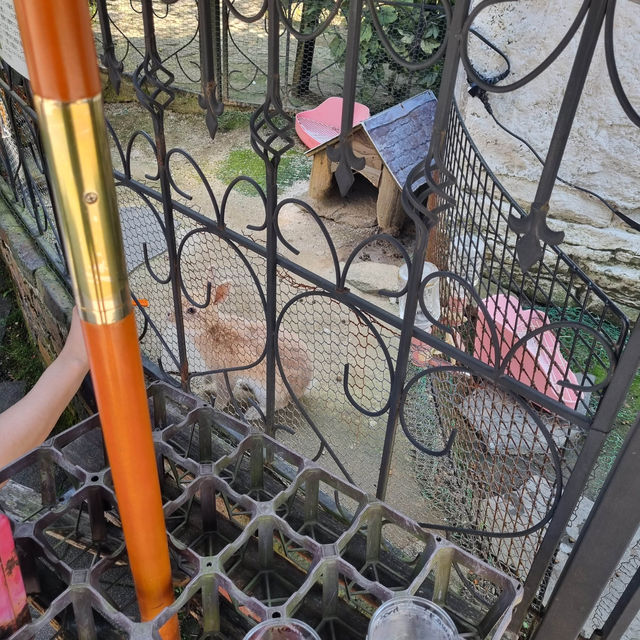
[
  {"x1": 0, "y1": 513, "x2": 29, "y2": 634},
  {"x1": 295, "y1": 97, "x2": 370, "y2": 149},
  {"x1": 474, "y1": 294, "x2": 580, "y2": 410}
]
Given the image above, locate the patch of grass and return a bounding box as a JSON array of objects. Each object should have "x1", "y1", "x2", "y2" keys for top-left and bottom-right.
[
  {"x1": 587, "y1": 384, "x2": 639, "y2": 499},
  {"x1": 217, "y1": 109, "x2": 253, "y2": 132},
  {"x1": 619, "y1": 371, "x2": 640, "y2": 427},
  {"x1": 544, "y1": 307, "x2": 640, "y2": 423},
  {"x1": 545, "y1": 306, "x2": 621, "y2": 383},
  {"x1": 544, "y1": 306, "x2": 640, "y2": 494},
  {"x1": 217, "y1": 147, "x2": 312, "y2": 196}
]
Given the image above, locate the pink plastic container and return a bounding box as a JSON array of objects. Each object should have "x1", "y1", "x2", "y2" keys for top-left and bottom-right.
[
  {"x1": 0, "y1": 513, "x2": 29, "y2": 635},
  {"x1": 474, "y1": 294, "x2": 579, "y2": 410},
  {"x1": 295, "y1": 97, "x2": 370, "y2": 149}
]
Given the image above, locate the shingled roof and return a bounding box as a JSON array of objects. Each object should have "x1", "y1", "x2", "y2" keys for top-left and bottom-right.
[{"x1": 361, "y1": 90, "x2": 437, "y2": 188}]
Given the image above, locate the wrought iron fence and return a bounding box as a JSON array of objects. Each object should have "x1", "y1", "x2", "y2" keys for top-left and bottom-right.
[
  {"x1": 90, "y1": 0, "x2": 450, "y2": 112},
  {"x1": 0, "y1": 65, "x2": 67, "y2": 279},
  {"x1": 1, "y1": 0, "x2": 640, "y2": 637}
]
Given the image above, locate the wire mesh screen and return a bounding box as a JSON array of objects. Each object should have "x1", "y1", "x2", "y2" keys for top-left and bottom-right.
[
  {"x1": 432, "y1": 102, "x2": 627, "y2": 420},
  {"x1": 395, "y1": 364, "x2": 568, "y2": 580},
  {"x1": 585, "y1": 527, "x2": 640, "y2": 639},
  {"x1": 274, "y1": 290, "x2": 399, "y2": 493},
  {"x1": 91, "y1": 0, "x2": 201, "y2": 92},
  {"x1": 381, "y1": 101, "x2": 628, "y2": 591},
  {"x1": 227, "y1": 0, "x2": 448, "y2": 111}
]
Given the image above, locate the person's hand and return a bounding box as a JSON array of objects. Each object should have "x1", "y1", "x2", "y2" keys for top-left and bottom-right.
[{"x1": 60, "y1": 307, "x2": 89, "y2": 374}]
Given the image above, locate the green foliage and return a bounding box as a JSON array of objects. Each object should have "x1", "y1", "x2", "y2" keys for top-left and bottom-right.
[
  {"x1": 217, "y1": 147, "x2": 312, "y2": 196},
  {"x1": 329, "y1": 0, "x2": 448, "y2": 111}
]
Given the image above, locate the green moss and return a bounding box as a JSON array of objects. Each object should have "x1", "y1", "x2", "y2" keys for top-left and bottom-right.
[{"x1": 217, "y1": 147, "x2": 311, "y2": 196}]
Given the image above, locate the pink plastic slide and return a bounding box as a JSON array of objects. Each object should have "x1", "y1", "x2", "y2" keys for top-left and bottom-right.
[
  {"x1": 295, "y1": 97, "x2": 371, "y2": 149},
  {"x1": 474, "y1": 293, "x2": 580, "y2": 410}
]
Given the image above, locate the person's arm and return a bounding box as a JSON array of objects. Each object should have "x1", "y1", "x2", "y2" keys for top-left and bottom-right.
[{"x1": 0, "y1": 308, "x2": 89, "y2": 468}]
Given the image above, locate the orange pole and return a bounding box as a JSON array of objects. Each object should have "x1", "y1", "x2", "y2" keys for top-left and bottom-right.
[
  {"x1": 82, "y1": 315, "x2": 177, "y2": 629},
  {"x1": 14, "y1": 1, "x2": 178, "y2": 637}
]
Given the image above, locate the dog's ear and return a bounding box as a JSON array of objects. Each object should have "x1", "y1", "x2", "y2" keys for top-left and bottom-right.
[{"x1": 214, "y1": 282, "x2": 230, "y2": 305}]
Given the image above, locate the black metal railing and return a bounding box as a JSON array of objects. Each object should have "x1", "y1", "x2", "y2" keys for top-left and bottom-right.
[{"x1": 1, "y1": 0, "x2": 639, "y2": 637}]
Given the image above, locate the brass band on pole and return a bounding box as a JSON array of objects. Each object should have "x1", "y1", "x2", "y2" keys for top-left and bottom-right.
[{"x1": 34, "y1": 94, "x2": 130, "y2": 325}]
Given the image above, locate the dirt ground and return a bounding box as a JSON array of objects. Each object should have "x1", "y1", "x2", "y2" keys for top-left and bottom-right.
[{"x1": 104, "y1": 101, "x2": 438, "y2": 542}]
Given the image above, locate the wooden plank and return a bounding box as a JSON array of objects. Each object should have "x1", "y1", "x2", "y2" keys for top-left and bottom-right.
[
  {"x1": 376, "y1": 165, "x2": 404, "y2": 236},
  {"x1": 308, "y1": 149, "x2": 333, "y2": 200},
  {"x1": 356, "y1": 164, "x2": 383, "y2": 188},
  {"x1": 352, "y1": 129, "x2": 382, "y2": 187},
  {"x1": 426, "y1": 171, "x2": 449, "y2": 268}
]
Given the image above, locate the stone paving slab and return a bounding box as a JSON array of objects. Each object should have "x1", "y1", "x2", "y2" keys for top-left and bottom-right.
[{"x1": 0, "y1": 380, "x2": 26, "y2": 412}]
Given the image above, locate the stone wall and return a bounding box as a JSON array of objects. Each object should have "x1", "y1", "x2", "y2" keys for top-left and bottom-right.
[
  {"x1": 0, "y1": 204, "x2": 71, "y2": 367},
  {"x1": 0, "y1": 188, "x2": 75, "y2": 366},
  {"x1": 456, "y1": 0, "x2": 640, "y2": 320}
]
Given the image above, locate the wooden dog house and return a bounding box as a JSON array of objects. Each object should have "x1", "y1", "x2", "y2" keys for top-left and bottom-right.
[{"x1": 305, "y1": 91, "x2": 438, "y2": 235}]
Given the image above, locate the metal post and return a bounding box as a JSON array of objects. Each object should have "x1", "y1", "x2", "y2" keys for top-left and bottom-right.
[
  {"x1": 95, "y1": 0, "x2": 123, "y2": 94},
  {"x1": 375, "y1": 0, "x2": 470, "y2": 500},
  {"x1": 510, "y1": 319, "x2": 640, "y2": 633},
  {"x1": 326, "y1": 0, "x2": 364, "y2": 197},
  {"x1": 593, "y1": 565, "x2": 640, "y2": 640},
  {"x1": 198, "y1": 0, "x2": 224, "y2": 138},
  {"x1": 533, "y1": 408, "x2": 640, "y2": 640},
  {"x1": 134, "y1": 0, "x2": 188, "y2": 390},
  {"x1": 508, "y1": 0, "x2": 608, "y2": 271},
  {"x1": 256, "y1": 0, "x2": 293, "y2": 434}
]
